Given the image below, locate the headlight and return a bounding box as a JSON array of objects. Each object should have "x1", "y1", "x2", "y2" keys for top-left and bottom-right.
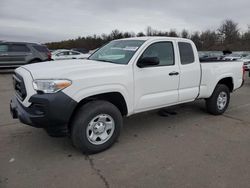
[{"x1": 33, "y1": 79, "x2": 72, "y2": 93}]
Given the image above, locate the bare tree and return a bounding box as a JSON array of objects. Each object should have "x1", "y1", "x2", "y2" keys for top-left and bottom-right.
[
  {"x1": 137, "y1": 32, "x2": 145, "y2": 37},
  {"x1": 200, "y1": 30, "x2": 219, "y2": 50},
  {"x1": 110, "y1": 30, "x2": 123, "y2": 39},
  {"x1": 146, "y1": 26, "x2": 153, "y2": 36},
  {"x1": 181, "y1": 29, "x2": 189, "y2": 38},
  {"x1": 46, "y1": 19, "x2": 250, "y2": 51},
  {"x1": 168, "y1": 30, "x2": 178, "y2": 37},
  {"x1": 218, "y1": 19, "x2": 240, "y2": 49},
  {"x1": 191, "y1": 32, "x2": 202, "y2": 50}
]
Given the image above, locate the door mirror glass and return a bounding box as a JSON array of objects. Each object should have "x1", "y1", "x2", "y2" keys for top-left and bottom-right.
[{"x1": 137, "y1": 57, "x2": 160, "y2": 68}]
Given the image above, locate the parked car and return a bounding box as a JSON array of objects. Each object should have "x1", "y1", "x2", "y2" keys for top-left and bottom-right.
[
  {"x1": 51, "y1": 50, "x2": 90, "y2": 60},
  {"x1": 241, "y1": 55, "x2": 250, "y2": 71},
  {"x1": 71, "y1": 48, "x2": 89, "y2": 54},
  {"x1": 245, "y1": 64, "x2": 250, "y2": 70},
  {"x1": 0, "y1": 42, "x2": 51, "y2": 68},
  {"x1": 199, "y1": 51, "x2": 224, "y2": 61},
  {"x1": 10, "y1": 37, "x2": 244, "y2": 154},
  {"x1": 223, "y1": 53, "x2": 242, "y2": 61}
]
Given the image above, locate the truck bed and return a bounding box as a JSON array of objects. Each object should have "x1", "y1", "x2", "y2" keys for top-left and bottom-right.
[{"x1": 198, "y1": 60, "x2": 244, "y2": 99}]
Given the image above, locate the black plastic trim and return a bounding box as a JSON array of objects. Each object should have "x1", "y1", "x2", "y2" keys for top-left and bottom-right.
[
  {"x1": 13, "y1": 73, "x2": 27, "y2": 101},
  {"x1": 10, "y1": 92, "x2": 77, "y2": 134}
]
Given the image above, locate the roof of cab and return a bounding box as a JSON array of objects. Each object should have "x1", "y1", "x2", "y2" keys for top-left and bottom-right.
[{"x1": 117, "y1": 36, "x2": 191, "y2": 42}]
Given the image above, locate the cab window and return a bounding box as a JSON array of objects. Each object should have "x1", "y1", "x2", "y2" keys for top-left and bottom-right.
[
  {"x1": 141, "y1": 42, "x2": 175, "y2": 66},
  {"x1": 178, "y1": 42, "x2": 195, "y2": 65},
  {"x1": 10, "y1": 44, "x2": 30, "y2": 52},
  {"x1": 70, "y1": 51, "x2": 80, "y2": 55}
]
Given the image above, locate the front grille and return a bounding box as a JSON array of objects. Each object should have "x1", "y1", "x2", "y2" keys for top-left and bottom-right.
[{"x1": 13, "y1": 73, "x2": 27, "y2": 101}]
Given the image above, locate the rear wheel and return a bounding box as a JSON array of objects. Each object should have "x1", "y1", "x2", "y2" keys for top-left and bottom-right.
[
  {"x1": 206, "y1": 84, "x2": 230, "y2": 115},
  {"x1": 71, "y1": 100, "x2": 123, "y2": 154}
]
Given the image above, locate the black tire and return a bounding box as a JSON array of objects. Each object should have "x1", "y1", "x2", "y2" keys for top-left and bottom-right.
[
  {"x1": 71, "y1": 100, "x2": 123, "y2": 154},
  {"x1": 206, "y1": 84, "x2": 230, "y2": 115}
]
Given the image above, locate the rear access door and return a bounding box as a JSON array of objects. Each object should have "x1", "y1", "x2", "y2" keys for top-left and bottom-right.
[{"x1": 177, "y1": 41, "x2": 201, "y2": 102}]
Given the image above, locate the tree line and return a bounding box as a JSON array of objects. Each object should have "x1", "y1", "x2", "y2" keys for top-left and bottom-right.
[{"x1": 46, "y1": 20, "x2": 250, "y2": 51}]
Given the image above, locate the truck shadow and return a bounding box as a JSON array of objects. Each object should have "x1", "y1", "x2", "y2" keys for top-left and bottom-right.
[{"x1": 123, "y1": 100, "x2": 207, "y2": 132}]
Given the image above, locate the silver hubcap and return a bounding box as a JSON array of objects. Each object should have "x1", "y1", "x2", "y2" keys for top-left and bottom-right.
[
  {"x1": 86, "y1": 114, "x2": 115, "y2": 145},
  {"x1": 217, "y1": 91, "x2": 228, "y2": 110}
]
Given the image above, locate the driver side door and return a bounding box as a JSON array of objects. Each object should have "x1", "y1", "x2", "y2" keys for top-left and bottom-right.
[{"x1": 134, "y1": 41, "x2": 180, "y2": 113}]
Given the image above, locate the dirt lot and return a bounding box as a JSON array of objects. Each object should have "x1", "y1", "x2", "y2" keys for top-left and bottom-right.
[{"x1": 0, "y1": 73, "x2": 250, "y2": 188}]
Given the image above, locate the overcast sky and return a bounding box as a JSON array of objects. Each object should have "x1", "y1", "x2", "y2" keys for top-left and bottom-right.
[{"x1": 1, "y1": 0, "x2": 250, "y2": 43}]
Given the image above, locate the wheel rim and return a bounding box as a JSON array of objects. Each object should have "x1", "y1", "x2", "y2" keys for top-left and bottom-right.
[
  {"x1": 86, "y1": 114, "x2": 115, "y2": 145},
  {"x1": 217, "y1": 91, "x2": 228, "y2": 110}
]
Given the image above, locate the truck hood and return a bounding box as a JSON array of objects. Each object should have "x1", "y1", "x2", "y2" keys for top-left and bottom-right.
[{"x1": 21, "y1": 59, "x2": 126, "y2": 79}]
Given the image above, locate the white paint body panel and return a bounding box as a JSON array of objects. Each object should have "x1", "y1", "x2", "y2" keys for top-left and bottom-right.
[
  {"x1": 198, "y1": 61, "x2": 244, "y2": 98},
  {"x1": 177, "y1": 39, "x2": 201, "y2": 102},
  {"x1": 15, "y1": 37, "x2": 244, "y2": 116}
]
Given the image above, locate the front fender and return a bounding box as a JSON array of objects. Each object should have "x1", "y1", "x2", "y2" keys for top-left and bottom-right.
[{"x1": 63, "y1": 84, "x2": 133, "y2": 115}]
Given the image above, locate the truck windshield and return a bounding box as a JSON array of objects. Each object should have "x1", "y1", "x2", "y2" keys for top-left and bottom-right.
[{"x1": 89, "y1": 40, "x2": 145, "y2": 64}]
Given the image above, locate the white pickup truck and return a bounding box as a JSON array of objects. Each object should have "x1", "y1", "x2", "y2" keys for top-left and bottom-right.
[{"x1": 10, "y1": 37, "x2": 245, "y2": 153}]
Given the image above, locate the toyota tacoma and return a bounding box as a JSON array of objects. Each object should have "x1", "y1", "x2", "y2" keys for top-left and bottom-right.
[{"x1": 10, "y1": 37, "x2": 245, "y2": 153}]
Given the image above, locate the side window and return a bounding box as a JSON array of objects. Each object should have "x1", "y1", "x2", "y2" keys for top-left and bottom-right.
[
  {"x1": 70, "y1": 51, "x2": 80, "y2": 55},
  {"x1": 0, "y1": 44, "x2": 9, "y2": 52},
  {"x1": 33, "y1": 45, "x2": 49, "y2": 53},
  {"x1": 57, "y1": 51, "x2": 70, "y2": 56},
  {"x1": 141, "y1": 42, "x2": 174, "y2": 66},
  {"x1": 10, "y1": 44, "x2": 30, "y2": 52},
  {"x1": 178, "y1": 42, "x2": 195, "y2": 65}
]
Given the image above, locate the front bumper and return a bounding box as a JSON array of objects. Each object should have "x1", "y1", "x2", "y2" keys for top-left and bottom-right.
[{"x1": 10, "y1": 92, "x2": 77, "y2": 134}]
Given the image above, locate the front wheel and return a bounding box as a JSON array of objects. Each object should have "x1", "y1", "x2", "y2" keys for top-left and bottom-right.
[
  {"x1": 206, "y1": 84, "x2": 230, "y2": 115},
  {"x1": 71, "y1": 100, "x2": 123, "y2": 154}
]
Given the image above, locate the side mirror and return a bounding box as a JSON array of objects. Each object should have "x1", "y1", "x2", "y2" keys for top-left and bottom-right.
[{"x1": 137, "y1": 57, "x2": 160, "y2": 68}]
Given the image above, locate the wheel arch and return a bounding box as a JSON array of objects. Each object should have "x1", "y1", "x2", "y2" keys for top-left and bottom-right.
[
  {"x1": 217, "y1": 77, "x2": 234, "y2": 92},
  {"x1": 76, "y1": 92, "x2": 128, "y2": 116},
  {"x1": 68, "y1": 91, "x2": 128, "y2": 131}
]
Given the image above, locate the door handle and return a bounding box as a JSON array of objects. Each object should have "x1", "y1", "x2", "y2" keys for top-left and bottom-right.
[{"x1": 169, "y1": 71, "x2": 179, "y2": 76}]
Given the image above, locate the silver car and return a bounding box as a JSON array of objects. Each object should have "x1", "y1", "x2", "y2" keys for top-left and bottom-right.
[{"x1": 0, "y1": 42, "x2": 51, "y2": 68}]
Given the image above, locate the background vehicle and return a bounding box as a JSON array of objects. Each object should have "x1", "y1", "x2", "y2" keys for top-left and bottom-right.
[
  {"x1": 199, "y1": 51, "x2": 224, "y2": 61},
  {"x1": 51, "y1": 49, "x2": 90, "y2": 60},
  {"x1": 0, "y1": 42, "x2": 51, "y2": 68},
  {"x1": 89, "y1": 48, "x2": 99, "y2": 54},
  {"x1": 10, "y1": 37, "x2": 244, "y2": 154},
  {"x1": 71, "y1": 48, "x2": 89, "y2": 54},
  {"x1": 245, "y1": 64, "x2": 250, "y2": 71},
  {"x1": 241, "y1": 55, "x2": 250, "y2": 71},
  {"x1": 223, "y1": 53, "x2": 242, "y2": 61}
]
